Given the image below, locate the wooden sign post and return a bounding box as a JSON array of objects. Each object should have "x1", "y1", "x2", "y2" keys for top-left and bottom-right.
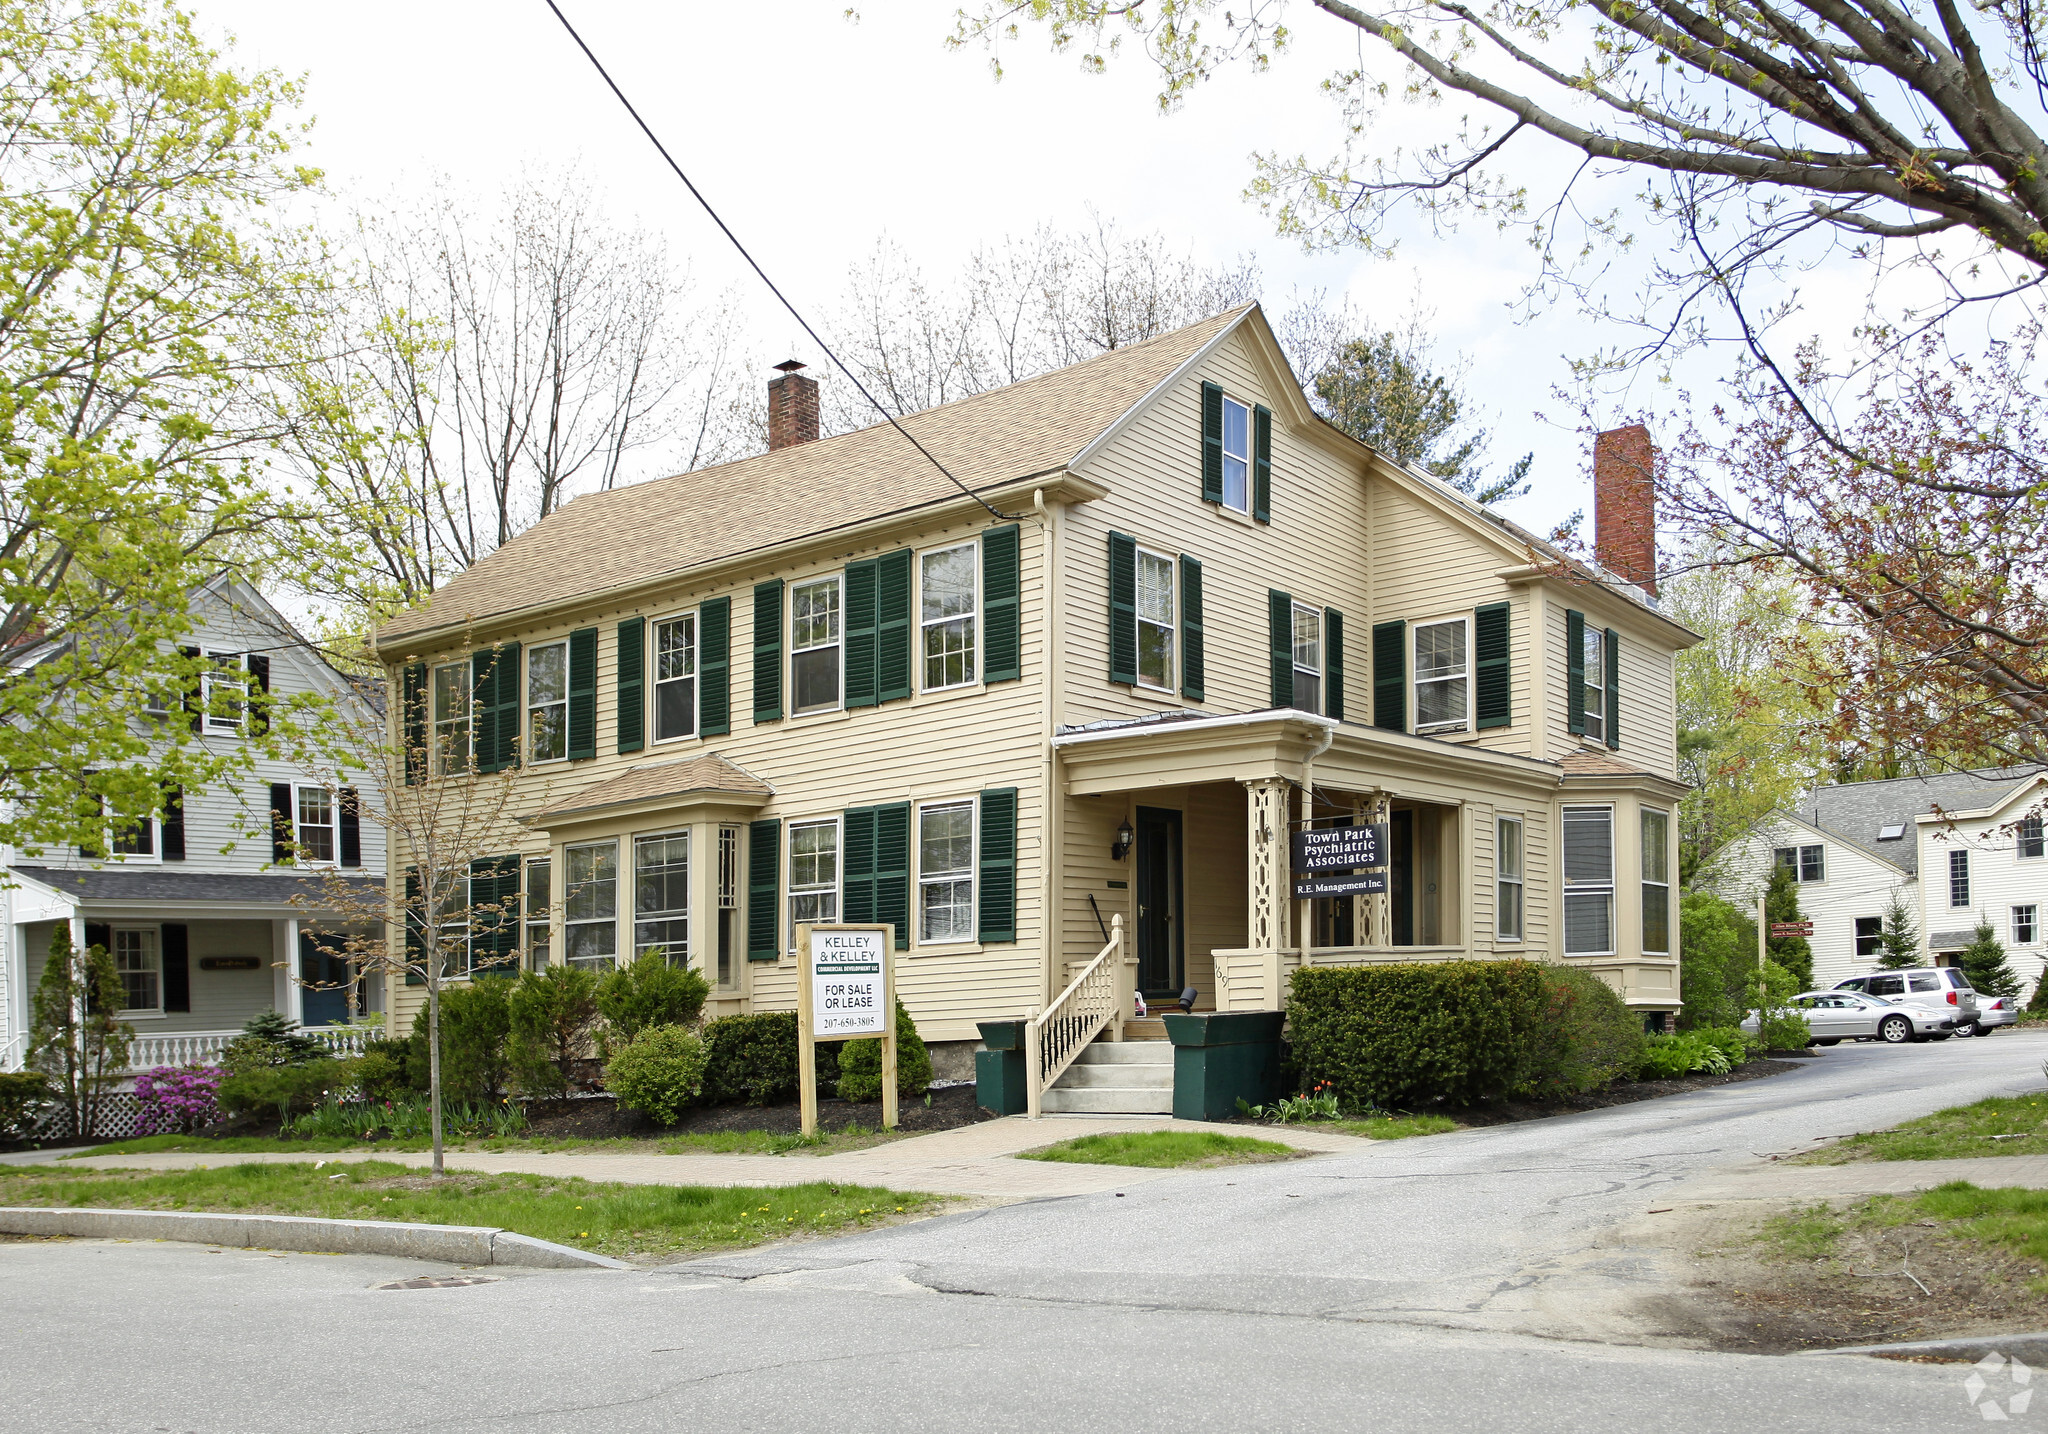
[{"x1": 795, "y1": 923, "x2": 897, "y2": 1138}]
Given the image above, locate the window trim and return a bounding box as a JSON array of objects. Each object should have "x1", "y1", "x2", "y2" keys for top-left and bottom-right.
[
  {"x1": 524, "y1": 856, "x2": 552, "y2": 972},
  {"x1": 1773, "y1": 843, "x2": 1826, "y2": 883},
  {"x1": 1641, "y1": 806, "x2": 1671, "y2": 955},
  {"x1": 201, "y1": 650, "x2": 246, "y2": 735},
  {"x1": 651, "y1": 607, "x2": 701, "y2": 744},
  {"x1": 1580, "y1": 626, "x2": 1606, "y2": 743},
  {"x1": 2015, "y1": 904, "x2": 2039, "y2": 946},
  {"x1": 1561, "y1": 803, "x2": 1616, "y2": 957},
  {"x1": 563, "y1": 838, "x2": 620, "y2": 972},
  {"x1": 293, "y1": 784, "x2": 340, "y2": 870},
  {"x1": 1496, "y1": 815, "x2": 1525, "y2": 942},
  {"x1": 1219, "y1": 394, "x2": 1252, "y2": 515},
  {"x1": 525, "y1": 638, "x2": 570, "y2": 765},
  {"x1": 1854, "y1": 915, "x2": 1883, "y2": 959},
  {"x1": 109, "y1": 814, "x2": 162, "y2": 865},
  {"x1": 918, "y1": 541, "x2": 980, "y2": 694},
  {"x1": 787, "y1": 816, "x2": 842, "y2": 946},
  {"x1": 631, "y1": 828, "x2": 691, "y2": 967},
  {"x1": 916, "y1": 796, "x2": 979, "y2": 948},
  {"x1": 430, "y1": 659, "x2": 472, "y2": 775},
  {"x1": 1291, "y1": 602, "x2": 1324, "y2": 717},
  {"x1": 1134, "y1": 545, "x2": 1177, "y2": 693},
  {"x1": 111, "y1": 924, "x2": 164, "y2": 1018},
  {"x1": 1949, "y1": 847, "x2": 1971, "y2": 907},
  {"x1": 2018, "y1": 815, "x2": 2045, "y2": 861},
  {"x1": 1413, "y1": 615, "x2": 1472, "y2": 736},
  {"x1": 789, "y1": 574, "x2": 845, "y2": 717},
  {"x1": 715, "y1": 824, "x2": 741, "y2": 990}
]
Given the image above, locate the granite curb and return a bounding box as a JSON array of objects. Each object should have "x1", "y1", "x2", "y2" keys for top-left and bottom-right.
[{"x1": 0, "y1": 1207, "x2": 629, "y2": 1269}]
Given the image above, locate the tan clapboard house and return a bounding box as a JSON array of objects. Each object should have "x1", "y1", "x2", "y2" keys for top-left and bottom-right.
[{"x1": 371, "y1": 303, "x2": 1694, "y2": 1110}]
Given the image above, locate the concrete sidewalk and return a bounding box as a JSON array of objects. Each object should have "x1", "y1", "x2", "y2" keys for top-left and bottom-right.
[{"x1": 41, "y1": 1116, "x2": 1378, "y2": 1199}]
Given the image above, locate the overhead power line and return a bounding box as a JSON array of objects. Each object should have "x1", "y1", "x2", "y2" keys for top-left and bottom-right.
[{"x1": 542, "y1": 1, "x2": 1016, "y2": 523}]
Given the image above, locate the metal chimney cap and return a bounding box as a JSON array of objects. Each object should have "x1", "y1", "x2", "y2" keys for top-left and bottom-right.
[{"x1": 772, "y1": 359, "x2": 807, "y2": 375}]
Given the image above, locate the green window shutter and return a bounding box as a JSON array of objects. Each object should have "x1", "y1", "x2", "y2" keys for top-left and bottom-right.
[
  {"x1": 699, "y1": 597, "x2": 731, "y2": 736},
  {"x1": 1565, "y1": 608, "x2": 1586, "y2": 735},
  {"x1": 470, "y1": 854, "x2": 522, "y2": 977},
  {"x1": 1107, "y1": 532, "x2": 1137, "y2": 685},
  {"x1": 1372, "y1": 620, "x2": 1407, "y2": 732},
  {"x1": 844, "y1": 558, "x2": 878, "y2": 710},
  {"x1": 978, "y1": 787, "x2": 1017, "y2": 945},
  {"x1": 1180, "y1": 554, "x2": 1205, "y2": 702},
  {"x1": 877, "y1": 548, "x2": 913, "y2": 703},
  {"x1": 842, "y1": 805, "x2": 878, "y2": 925},
  {"x1": 747, "y1": 818, "x2": 781, "y2": 960},
  {"x1": 1201, "y1": 381, "x2": 1224, "y2": 505},
  {"x1": 473, "y1": 644, "x2": 521, "y2": 773},
  {"x1": 1268, "y1": 589, "x2": 1294, "y2": 709},
  {"x1": 1605, "y1": 626, "x2": 1622, "y2": 751},
  {"x1": 1475, "y1": 601, "x2": 1512, "y2": 731},
  {"x1": 404, "y1": 867, "x2": 424, "y2": 985},
  {"x1": 981, "y1": 524, "x2": 1021, "y2": 684},
  {"x1": 753, "y1": 580, "x2": 784, "y2": 723},
  {"x1": 616, "y1": 617, "x2": 645, "y2": 754},
  {"x1": 402, "y1": 661, "x2": 426, "y2": 786},
  {"x1": 1324, "y1": 608, "x2": 1344, "y2": 721},
  {"x1": 877, "y1": 802, "x2": 910, "y2": 951},
  {"x1": 1252, "y1": 404, "x2": 1273, "y2": 523},
  {"x1": 566, "y1": 628, "x2": 597, "y2": 761},
  {"x1": 496, "y1": 643, "x2": 521, "y2": 768}
]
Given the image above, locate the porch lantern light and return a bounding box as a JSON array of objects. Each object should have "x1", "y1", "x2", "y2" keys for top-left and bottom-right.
[{"x1": 1112, "y1": 819, "x2": 1134, "y2": 862}]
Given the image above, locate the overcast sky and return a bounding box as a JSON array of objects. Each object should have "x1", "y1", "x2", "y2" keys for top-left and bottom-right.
[{"x1": 196, "y1": 0, "x2": 1742, "y2": 537}]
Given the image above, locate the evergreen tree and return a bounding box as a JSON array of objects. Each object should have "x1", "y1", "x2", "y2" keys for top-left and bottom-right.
[
  {"x1": 29, "y1": 926, "x2": 133, "y2": 1138},
  {"x1": 1958, "y1": 918, "x2": 2022, "y2": 1000},
  {"x1": 1876, "y1": 889, "x2": 1921, "y2": 970},
  {"x1": 1763, "y1": 864, "x2": 1814, "y2": 989}
]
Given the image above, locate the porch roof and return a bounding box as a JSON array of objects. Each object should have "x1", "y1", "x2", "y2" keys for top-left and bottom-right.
[{"x1": 11, "y1": 866, "x2": 380, "y2": 912}]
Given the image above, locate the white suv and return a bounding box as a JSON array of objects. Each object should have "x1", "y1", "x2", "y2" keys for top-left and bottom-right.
[{"x1": 1831, "y1": 967, "x2": 1979, "y2": 1040}]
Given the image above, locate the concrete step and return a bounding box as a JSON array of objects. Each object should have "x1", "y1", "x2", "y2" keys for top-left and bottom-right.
[
  {"x1": 1056, "y1": 1061, "x2": 1173, "y2": 1089},
  {"x1": 1040, "y1": 1085, "x2": 1174, "y2": 1115},
  {"x1": 1074, "y1": 1042, "x2": 1175, "y2": 1066}
]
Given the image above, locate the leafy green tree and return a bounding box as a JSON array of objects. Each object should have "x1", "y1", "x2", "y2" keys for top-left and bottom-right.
[
  {"x1": 1958, "y1": 919, "x2": 2022, "y2": 1001},
  {"x1": 0, "y1": 0, "x2": 322, "y2": 853},
  {"x1": 1875, "y1": 890, "x2": 1920, "y2": 970},
  {"x1": 1748, "y1": 959, "x2": 1810, "y2": 1051},
  {"x1": 1764, "y1": 865, "x2": 1814, "y2": 990},
  {"x1": 1677, "y1": 889, "x2": 1753, "y2": 1031},
  {"x1": 29, "y1": 926, "x2": 132, "y2": 1137}
]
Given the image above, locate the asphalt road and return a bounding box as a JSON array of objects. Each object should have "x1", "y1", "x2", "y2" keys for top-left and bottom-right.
[{"x1": 6, "y1": 1033, "x2": 2046, "y2": 1434}]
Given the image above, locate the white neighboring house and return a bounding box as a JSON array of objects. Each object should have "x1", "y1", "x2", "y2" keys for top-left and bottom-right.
[
  {"x1": 1707, "y1": 766, "x2": 2048, "y2": 998},
  {"x1": 0, "y1": 576, "x2": 386, "y2": 1075}
]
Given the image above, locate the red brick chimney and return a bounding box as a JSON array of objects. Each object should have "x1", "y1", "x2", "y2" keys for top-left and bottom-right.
[
  {"x1": 767, "y1": 359, "x2": 819, "y2": 452},
  {"x1": 1593, "y1": 424, "x2": 1657, "y2": 596}
]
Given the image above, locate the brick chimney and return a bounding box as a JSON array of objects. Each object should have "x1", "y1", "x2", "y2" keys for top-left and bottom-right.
[
  {"x1": 1593, "y1": 424, "x2": 1657, "y2": 596},
  {"x1": 767, "y1": 359, "x2": 819, "y2": 452}
]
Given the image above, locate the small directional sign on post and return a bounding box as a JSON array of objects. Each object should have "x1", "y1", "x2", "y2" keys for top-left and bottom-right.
[
  {"x1": 1291, "y1": 824, "x2": 1390, "y2": 900},
  {"x1": 1768, "y1": 921, "x2": 1814, "y2": 938}
]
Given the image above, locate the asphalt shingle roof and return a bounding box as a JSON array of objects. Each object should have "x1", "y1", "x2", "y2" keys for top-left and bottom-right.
[
  {"x1": 1791, "y1": 766, "x2": 2046, "y2": 876},
  {"x1": 14, "y1": 867, "x2": 381, "y2": 906}
]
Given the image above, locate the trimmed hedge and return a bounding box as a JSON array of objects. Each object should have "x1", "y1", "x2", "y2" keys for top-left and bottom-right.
[
  {"x1": 835, "y1": 1002, "x2": 933, "y2": 1102},
  {"x1": 1528, "y1": 965, "x2": 1647, "y2": 1097},
  {"x1": 697, "y1": 1011, "x2": 838, "y2": 1107},
  {"x1": 1289, "y1": 960, "x2": 1554, "y2": 1108}
]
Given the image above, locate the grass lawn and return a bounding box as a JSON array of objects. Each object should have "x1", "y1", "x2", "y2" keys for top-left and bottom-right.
[
  {"x1": 0, "y1": 1160, "x2": 938, "y2": 1262},
  {"x1": 1314, "y1": 1115, "x2": 1460, "y2": 1140},
  {"x1": 75, "y1": 1125, "x2": 907, "y2": 1160},
  {"x1": 1795, "y1": 1095, "x2": 2048, "y2": 1163},
  {"x1": 1758, "y1": 1182, "x2": 2048, "y2": 1293},
  {"x1": 1017, "y1": 1130, "x2": 1301, "y2": 1169}
]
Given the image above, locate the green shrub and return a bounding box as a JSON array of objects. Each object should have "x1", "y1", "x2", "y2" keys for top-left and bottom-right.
[
  {"x1": 219, "y1": 1057, "x2": 352, "y2": 1123},
  {"x1": 1638, "y1": 1032, "x2": 1727, "y2": 1079},
  {"x1": 406, "y1": 980, "x2": 512, "y2": 1100},
  {"x1": 350, "y1": 1035, "x2": 418, "y2": 1101},
  {"x1": 0, "y1": 1070, "x2": 53, "y2": 1139},
  {"x1": 604, "y1": 1025, "x2": 710, "y2": 1126},
  {"x1": 1287, "y1": 960, "x2": 1553, "y2": 1109},
  {"x1": 1677, "y1": 890, "x2": 1754, "y2": 1031},
  {"x1": 834, "y1": 1002, "x2": 933, "y2": 1102},
  {"x1": 219, "y1": 1011, "x2": 327, "y2": 1075},
  {"x1": 698, "y1": 1011, "x2": 839, "y2": 1106},
  {"x1": 597, "y1": 954, "x2": 709, "y2": 1047},
  {"x1": 1691, "y1": 1026, "x2": 1752, "y2": 1068},
  {"x1": 507, "y1": 964, "x2": 602, "y2": 1097},
  {"x1": 1528, "y1": 966, "x2": 1646, "y2": 1096}
]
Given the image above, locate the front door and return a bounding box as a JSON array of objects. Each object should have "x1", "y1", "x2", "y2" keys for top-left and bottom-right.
[
  {"x1": 1134, "y1": 806, "x2": 1183, "y2": 998},
  {"x1": 299, "y1": 931, "x2": 352, "y2": 1028}
]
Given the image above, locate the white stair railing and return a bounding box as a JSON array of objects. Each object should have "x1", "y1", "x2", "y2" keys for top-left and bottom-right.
[{"x1": 1026, "y1": 914, "x2": 1123, "y2": 1119}]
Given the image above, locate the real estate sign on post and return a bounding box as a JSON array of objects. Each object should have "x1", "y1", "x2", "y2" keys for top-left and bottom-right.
[
  {"x1": 1291, "y1": 824, "x2": 1389, "y2": 899},
  {"x1": 795, "y1": 923, "x2": 897, "y2": 1136}
]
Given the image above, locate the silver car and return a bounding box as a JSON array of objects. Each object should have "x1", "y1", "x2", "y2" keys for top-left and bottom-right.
[
  {"x1": 1960, "y1": 995, "x2": 2018, "y2": 1036},
  {"x1": 1750, "y1": 990, "x2": 1938, "y2": 1046},
  {"x1": 1832, "y1": 967, "x2": 1976, "y2": 1039}
]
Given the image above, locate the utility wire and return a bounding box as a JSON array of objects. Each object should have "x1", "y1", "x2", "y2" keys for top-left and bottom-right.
[{"x1": 542, "y1": 1, "x2": 1017, "y2": 523}]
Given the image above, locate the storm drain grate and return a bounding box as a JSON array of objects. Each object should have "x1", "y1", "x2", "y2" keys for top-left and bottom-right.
[{"x1": 376, "y1": 1276, "x2": 500, "y2": 1290}]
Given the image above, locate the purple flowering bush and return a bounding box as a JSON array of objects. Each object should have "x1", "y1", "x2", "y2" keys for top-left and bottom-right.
[{"x1": 133, "y1": 1065, "x2": 223, "y2": 1135}]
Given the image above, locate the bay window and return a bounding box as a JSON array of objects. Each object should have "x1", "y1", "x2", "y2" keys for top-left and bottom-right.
[
  {"x1": 564, "y1": 840, "x2": 618, "y2": 970},
  {"x1": 1562, "y1": 805, "x2": 1614, "y2": 955},
  {"x1": 633, "y1": 831, "x2": 690, "y2": 967},
  {"x1": 1642, "y1": 808, "x2": 1670, "y2": 954},
  {"x1": 525, "y1": 857, "x2": 552, "y2": 971}
]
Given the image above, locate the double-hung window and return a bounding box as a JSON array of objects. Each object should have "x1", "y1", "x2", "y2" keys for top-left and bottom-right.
[
  {"x1": 527, "y1": 640, "x2": 568, "y2": 762},
  {"x1": 203, "y1": 652, "x2": 245, "y2": 733},
  {"x1": 1562, "y1": 805, "x2": 1615, "y2": 955},
  {"x1": 432, "y1": 661, "x2": 471, "y2": 774},
  {"x1": 113, "y1": 927, "x2": 161, "y2": 1014},
  {"x1": 1220, "y1": 396, "x2": 1251, "y2": 513},
  {"x1": 655, "y1": 612, "x2": 698, "y2": 740},
  {"x1": 922, "y1": 544, "x2": 977, "y2": 691},
  {"x1": 525, "y1": 857, "x2": 552, "y2": 971},
  {"x1": 2019, "y1": 816, "x2": 2045, "y2": 860},
  {"x1": 791, "y1": 577, "x2": 842, "y2": 714},
  {"x1": 433, "y1": 873, "x2": 471, "y2": 977},
  {"x1": 297, "y1": 788, "x2": 336, "y2": 865},
  {"x1": 1496, "y1": 816, "x2": 1524, "y2": 941},
  {"x1": 1580, "y1": 627, "x2": 1606, "y2": 743},
  {"x1": 919, "y1": 800, "x2": 975, "y2": 943},
  {"x1": 1949, "y1": 848, "x2": 1971, "y2": 906},
  {"x1": 1854, "y1": 916, "x2": 1883, "y2": 958},
  {"x1": 1773, "y1": 844, "x2": 1825, "y2": 882},
  {"x1": 1136, "y1": 548, "x2": 1175, "y2": 691},
  {"x1": 1641, "y1": 808, "x2": 1671, "y2": 954},
  {"x1": 716, "y1": 825, "x2": 739, "y2": 988},
  {"x1": 788, "y1": 819, "x2": 840, "y2": 933},
  {"x1": 1292, "y1": 605, "x2": 1323, "y2": 714},
  {"x1": 564, "y1": 840, "x2": 618, "y2": 970},
  {"x1": 1414, "y1": 619, "x2": 1470, "y2": 733},
  {"x1": 2016, "y1": 905, "x2": 2039, "y2": 946},
  {"x1": 633, "y1": 831, "x2": 690, "y2": 967},
  {"x1": 111, "y1": 815, "x2": 157, "y2": 861}
]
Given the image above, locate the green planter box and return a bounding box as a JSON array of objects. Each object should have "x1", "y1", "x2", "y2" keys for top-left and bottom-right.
[
  {"x1": 1163, "y1": 1011, "x2": 1284, "y2": 1121},
  {"x1": 975, "y1": 1020, "x2": 1030, "y2": 1115}
]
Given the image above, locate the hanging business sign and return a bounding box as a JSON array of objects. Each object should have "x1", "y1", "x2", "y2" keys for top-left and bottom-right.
[
  {"x1": 795, "y1": 924, "x2": 898, "y2": 1137},
  {"x1": 1291, "y1": 824, "x2": 1389, "y2": 899}
]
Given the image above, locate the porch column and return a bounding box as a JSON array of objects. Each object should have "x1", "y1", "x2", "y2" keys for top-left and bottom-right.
[{"x1": 1243, "y1": 777, "x2": 1292, "y2": 1009}]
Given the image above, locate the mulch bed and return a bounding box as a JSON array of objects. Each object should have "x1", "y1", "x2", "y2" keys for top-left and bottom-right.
[{"x1": 522, "y1": 1082, "x2": 996, "y2": 1140}]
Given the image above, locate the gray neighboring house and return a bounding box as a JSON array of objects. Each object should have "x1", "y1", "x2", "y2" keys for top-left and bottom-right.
[
  {"x1": 0, "y1": 576, "x2": 386, "y2": 1077},
  {"x1": 1708, "y1": 766, "x2": 2048, "y2": 995}
]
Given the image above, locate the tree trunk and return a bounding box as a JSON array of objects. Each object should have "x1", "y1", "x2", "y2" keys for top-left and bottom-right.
[{"x1": 428, "y1": 977, "x2": 444, "y2": 1177}]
